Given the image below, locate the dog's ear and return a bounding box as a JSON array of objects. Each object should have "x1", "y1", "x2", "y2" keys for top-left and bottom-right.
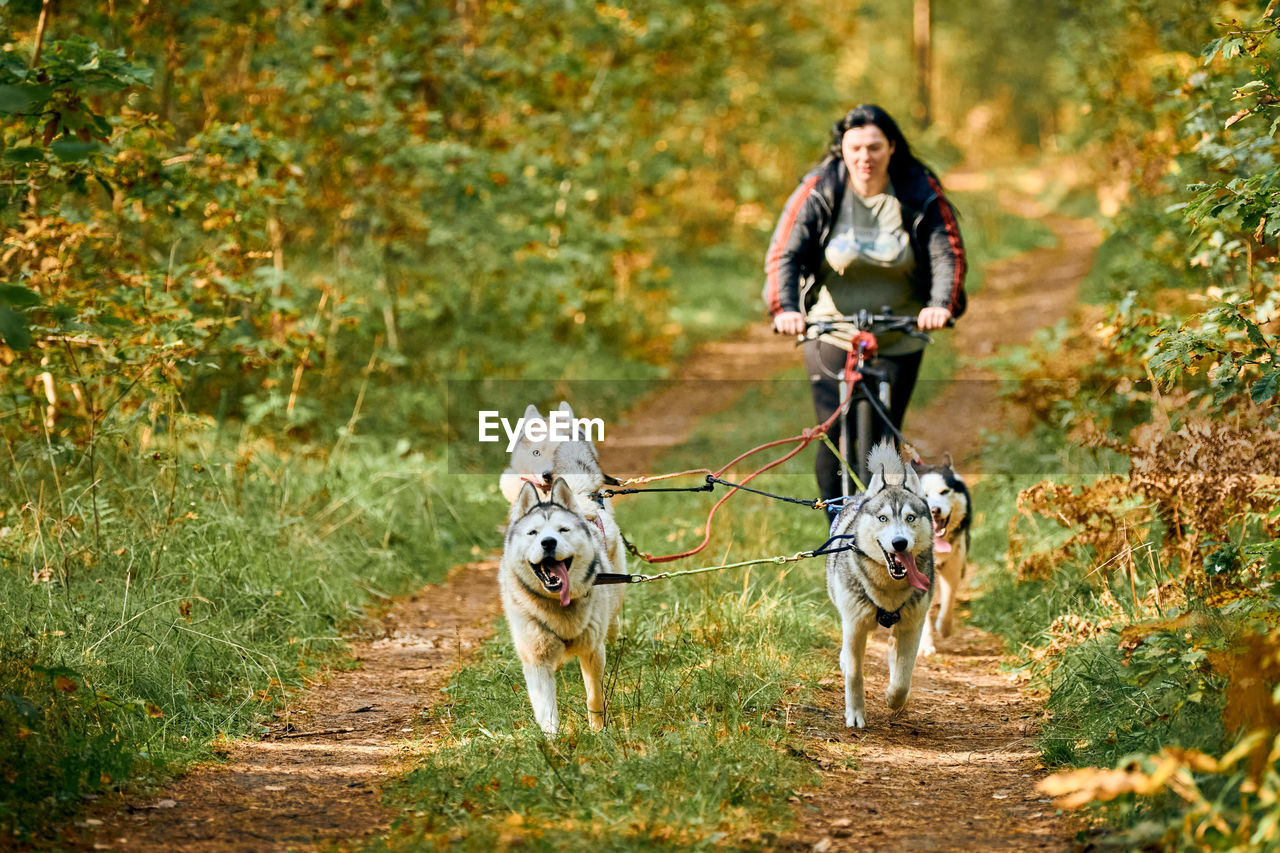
[
  {"x1": 904, "y1": 460, "x2": 924, "y2": 496},
  {"x1": 943, "y1": 451, "x2": 954, "y2": 470},
  {"x1": 865, "y1": 441, "x2": 900, "y2": 491},
  {"x1": 863, "y1": 470, "x2": 884, "y2": 497},
  {"x1": 557, "y1": 400, "x2": 575, "y2": 420},
  {"x1": 550, "y1": 477, "x2": 576, "y2": 510},
  {"x1": 511, "y1": 480, "x2": 541, "y2": 521},
  {"x1": 522, "y1": 403, "x2": 543, "y2": 427}
]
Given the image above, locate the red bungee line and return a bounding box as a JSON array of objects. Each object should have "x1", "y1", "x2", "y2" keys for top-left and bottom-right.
[
  {"x1": 625, "y1": 330, "x2": 916, "y2": 565},
  {"x1": 632, "y1": 401, "x2": 848, "y2": 564}
]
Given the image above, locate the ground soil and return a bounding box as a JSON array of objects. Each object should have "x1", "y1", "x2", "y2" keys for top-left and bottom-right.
[{"x1": 71, "y1": 174, "x2": 1100, "y2": 853}]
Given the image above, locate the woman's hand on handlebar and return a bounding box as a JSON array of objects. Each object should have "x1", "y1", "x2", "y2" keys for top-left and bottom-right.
[
  {"x1": 772, "y1": 311, "x2": 806, "y2": 335},
  {"x1": 917, "y1": 306, "x2": 952, "y2": 331}
]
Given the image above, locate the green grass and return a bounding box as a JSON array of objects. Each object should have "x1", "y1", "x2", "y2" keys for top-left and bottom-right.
[{"x1": 0, "y1": 428, "x2": 500, "y2": 840}]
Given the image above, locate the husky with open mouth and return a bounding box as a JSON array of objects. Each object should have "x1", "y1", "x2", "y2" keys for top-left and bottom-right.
[
  {"x1": 826, "y1": 441, "x2": 934, "y2": 729},
  {"x1": 499, "y1": 477, "x2": 624, "y2": 735},
  {"x1": 913, "y1": 455, "x2": 971, "y2": 656},
  {"x1": 498, "y1": 402, "x2": 626, "y2": 624}
]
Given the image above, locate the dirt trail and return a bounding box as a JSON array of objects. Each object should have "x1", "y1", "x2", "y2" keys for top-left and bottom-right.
[
  {"x1": 77, "y1": 566, "x2": 501, "y2": 851},
  {"x1": 75, "y1": 175, "x2": 1100, "y2": 852}
]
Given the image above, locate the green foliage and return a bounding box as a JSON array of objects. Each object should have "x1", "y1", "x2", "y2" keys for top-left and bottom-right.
[
  {"x1": 1149, "y1": 292, "x2": 1280, "y2": 411},
  {"x1": 2, "y1": 1, "x2": 860, "y2": 449},
  {"x1": 1040, "y1": 622, "x2": 1230, "y2": 769}
]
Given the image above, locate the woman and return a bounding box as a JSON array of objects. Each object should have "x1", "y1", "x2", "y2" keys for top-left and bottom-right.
[{"x1": 762, "y1": 104, "x2": 966, "y2": 513}]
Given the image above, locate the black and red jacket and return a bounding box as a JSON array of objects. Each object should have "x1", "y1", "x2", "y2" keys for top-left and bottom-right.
[{"x1": 763, "y1": 156, "x2": 967, "y2": 319}]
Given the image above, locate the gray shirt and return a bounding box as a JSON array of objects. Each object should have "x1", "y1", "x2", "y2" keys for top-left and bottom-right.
[{"x1": 809, "y1": 182, "x2": 922, "y2": 355}]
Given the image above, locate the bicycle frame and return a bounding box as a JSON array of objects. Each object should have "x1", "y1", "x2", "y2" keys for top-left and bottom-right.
[
  {"x1": 800, "y1": 309, "x2": 941, "y2": 496},
  {"x1": 837, "y1": 340, "x2": 894, "y2": 495}
]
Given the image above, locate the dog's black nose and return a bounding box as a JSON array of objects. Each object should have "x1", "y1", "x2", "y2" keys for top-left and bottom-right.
[
  {"x1": 540, "y1": 536, "x2": 557, "y2": 552},
  {"x1": 540, "y1": 470, "x2": 554, "y2": 484},
  {"x1": 891, "y1": 537, "x2": 909, "y2": 553}
]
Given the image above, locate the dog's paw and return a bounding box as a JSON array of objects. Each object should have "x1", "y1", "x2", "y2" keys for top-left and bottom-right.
[
  {"x1": 845, "y1": 708, "x2": 866, "y2": 729},
  {"x1": 885, "y1": 686, "x2": 911, "y2": 712},
  {"x1": 918, "y1": 639, "x2": 937, "y2": 657}
]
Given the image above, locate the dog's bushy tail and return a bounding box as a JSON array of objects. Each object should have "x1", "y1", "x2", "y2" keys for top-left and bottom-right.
[{"x1": 867, "y1": 441, "x2": 907, "y2": 486}]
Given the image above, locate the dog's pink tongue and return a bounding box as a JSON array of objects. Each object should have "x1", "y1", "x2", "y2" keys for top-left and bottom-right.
[
  {"x1": 899, "y1": 551, "x2": 931, "y2": 591},
  {"x1": 933, "y1": 521, "x2": 951, "y2": 553},
  {"x1": 550, "y1": 562, "x2": 571, "y2": 606}
]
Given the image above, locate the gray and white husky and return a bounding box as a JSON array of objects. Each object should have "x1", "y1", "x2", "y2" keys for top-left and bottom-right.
[
  {"x1": 500, "y1": 478, "x2": 625, "y2": 735},
  {"x1": 913, "y1": 456, "x2": 972, "y2": 656},
  {"x1": 826, "y1": 441, "x2": 935, "y2": 729},
  {"x1": 498, "y1": 401, "x2": 626, "y2": 575}
]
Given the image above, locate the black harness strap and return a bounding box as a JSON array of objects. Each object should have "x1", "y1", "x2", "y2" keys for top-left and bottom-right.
[
  {"x1": 811, "y1": 533, "x2": 868, "y2": 558},
  {"x1": 705, "y1": 475, "x2": 825, "y2": 508},
  {"x1": 529, "y1": 612, "x2": 571, "y2": 646},
  {"x1": 593, "y1": 573, "x2": 636, "y2": 585},
  {"x1": 875, "y1": 608, "x2": 902, "y2": 628}
]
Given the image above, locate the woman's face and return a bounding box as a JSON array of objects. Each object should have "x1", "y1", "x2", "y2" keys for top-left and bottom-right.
[{"x1": 841, "y1": 124, "x2": 895, "y2": 188}]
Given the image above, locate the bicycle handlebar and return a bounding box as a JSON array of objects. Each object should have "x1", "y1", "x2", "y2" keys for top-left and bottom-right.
[{"x1": 799, "y1": 309, "x2": 954, "y2": 342}]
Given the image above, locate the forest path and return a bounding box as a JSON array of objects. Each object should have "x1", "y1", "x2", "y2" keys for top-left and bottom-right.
[{"x1": 76, "y1": 173, "x2": 1100, "y2": 852}]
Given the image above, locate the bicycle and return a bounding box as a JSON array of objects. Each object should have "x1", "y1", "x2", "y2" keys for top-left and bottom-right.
[{"x1": 798, "y1": 308, "x2": 945, "y2": 496}]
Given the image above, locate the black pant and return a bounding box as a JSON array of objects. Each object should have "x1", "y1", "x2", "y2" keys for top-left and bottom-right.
[{"x1": 803, "y1": 340, "x2": 924, "y2": 502}]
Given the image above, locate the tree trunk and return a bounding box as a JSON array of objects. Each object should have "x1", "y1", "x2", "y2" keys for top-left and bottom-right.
[{"x1": 913, "y1": 0, "x2": 931, "y2": 128}]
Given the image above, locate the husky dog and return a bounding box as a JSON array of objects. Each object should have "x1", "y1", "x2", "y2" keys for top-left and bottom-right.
[
  {"x1": 499, "y1": 401, "x2": 626, "y2": 580},
  {"x1": 914, "y1": 456, "x2": 972, "y2": 656},
  {"x1": 499, "y1": 402, "x2": 620, "y2": 503},
  {"x1": 500, "y1": 478, "x2": 624, "y2": 734},
  {"x1": 499, "y1": 403, "x2": 560, "y2": 503},
  {"x1": 826, "y1": 441, "x2": 934, "y2": 729}
]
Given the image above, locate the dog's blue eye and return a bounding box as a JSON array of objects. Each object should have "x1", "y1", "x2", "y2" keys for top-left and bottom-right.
[
  {"x1": 878, "y1": 515, "x2": 888, "y2": 523},
  {"x1": 906, "y1": 514, "x2": 916, "y2": 523},
  {"x1": 527, "y1": 530, "x2": 536, "y2": 535},
  {"x1": 532, "y1": 449, "x2": 541, "y2": 456}
]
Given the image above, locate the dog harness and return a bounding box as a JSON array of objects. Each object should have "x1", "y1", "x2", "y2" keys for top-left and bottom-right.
[{"x1": 875, "y1": 606, "x2": 903, "y2": 629}]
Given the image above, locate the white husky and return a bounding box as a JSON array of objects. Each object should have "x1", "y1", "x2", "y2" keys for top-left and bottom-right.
[
  {"x1": 914, "y1": 456, "x2": 972, "y2": 656},
  {"x1": 499, "y1": 401, "x2": 626, "y2": 585},
  {"x1": 500, "y1": 478, "x2": 624, "y2": 734},
  {"x1": 826, "y1": 442, "x2": 935, "y2": 729},
  {"x1": 498, "y1": 403, "x2": 563, "y2": 503}
]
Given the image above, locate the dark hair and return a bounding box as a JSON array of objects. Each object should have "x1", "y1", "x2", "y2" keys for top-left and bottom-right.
[{"x1": 824, "y1": 104, "x2": 933, "y2": 185}]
